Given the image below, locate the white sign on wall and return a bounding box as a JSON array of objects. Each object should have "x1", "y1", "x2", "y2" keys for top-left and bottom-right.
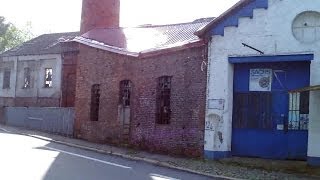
[
  {"x1": 208, "y1": 99, "x2": 225, "y2": 110},
  {"x1": 249, "y1": 69, "x2": 272, "y2": 91}
]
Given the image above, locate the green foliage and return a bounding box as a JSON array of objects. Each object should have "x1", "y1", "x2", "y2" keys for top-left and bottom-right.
[{"x1": 0, "y1": 16, "x2": 33, "y2": 53}]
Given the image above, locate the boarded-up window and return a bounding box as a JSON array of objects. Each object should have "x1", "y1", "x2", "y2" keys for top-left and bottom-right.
[
  {"x1": 156, "y1": 76, "x2": 172, "y2": 124},
  {"x1": 44, "y1": 68, "x2": 53, "y2": 88},
  {"x1": 119, "y1": 80, "x2": 132, "y2": 106},
  {"x1": 3, "y1": 69, "x2": 11, "y2": 89},
  {"x1": 90, "y1": 84, "x2": 100, "y2": 121},
  {"x1": 23, "y1": 67, "x2": 31, "y2": 88}
]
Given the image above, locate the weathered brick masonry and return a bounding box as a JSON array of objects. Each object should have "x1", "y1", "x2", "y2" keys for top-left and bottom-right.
[
  {"x1": 74, "y1": 44, "x2": 207, "y2": 157},
  {"x1": 80, "y1": 0, "x2": 120, "y2": 33},
  {"x1": 61, "y1": 41, "x2": 79, "y2": 107}
]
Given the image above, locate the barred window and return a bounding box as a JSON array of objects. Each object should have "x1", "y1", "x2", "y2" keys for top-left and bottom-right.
[
  {"x1": 299, "y1": 91, "x2": 309, "y2": 114},
  {"x1": 288, "y1": 92, "x2": 309, "y2": 130},
  {"x1": 3, "y1": 68, "x2": 11, "y2": 89},
  {"x1": 90, "y1": 84, "x2": 100, "y2": 121},
  {"x1": 119, "y1": 80, "x2": 132, "y2": 106},
  {"x1": 233, "y1": 92, "x2": 272, "y2": 129},
  {"x1": 156, "y1": 76, "x2": 172, "y2": 124}
]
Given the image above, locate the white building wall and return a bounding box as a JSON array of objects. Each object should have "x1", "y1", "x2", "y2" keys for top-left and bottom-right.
[
  {"x1": 0, "y1": 56, "x2": 18, "y2": 98},
  {"x1": 205, "y1": 0, "x2": 320, "y2": 162},
  {"x1": 0, "y1": 54, "x2": 62, "y2": 105}
]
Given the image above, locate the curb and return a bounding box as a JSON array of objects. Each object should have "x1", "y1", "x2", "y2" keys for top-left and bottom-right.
[{"x1": 0, "y1": 126, "x2": 241, "y2": 180}]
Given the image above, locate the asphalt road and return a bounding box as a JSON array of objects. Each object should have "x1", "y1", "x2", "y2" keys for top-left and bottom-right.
[{"x1": 0, "y1": 129, "x2": 215, "y2": 180}]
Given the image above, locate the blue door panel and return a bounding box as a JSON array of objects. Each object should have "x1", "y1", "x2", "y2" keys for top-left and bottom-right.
[
  {"x1": 287, "y1": 131, "x2": 308, "y2": 160},
  {"x1": 232, "y1": 129, "x2": 287, "y2": 159},
  {"x1": 232, "y1": 61, "x2": 310, "y2": 160}
]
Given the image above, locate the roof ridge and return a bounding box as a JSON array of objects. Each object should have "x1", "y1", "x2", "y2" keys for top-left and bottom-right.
[
  {"x1": 90, "y1": 17, "x2": 214, "y2": 31},
  {"x1": 137, "y1": 18, "x2": 214, "y2": 28},
  {"x1": 41, "y1": 31, "x2": 80, "y2": 36}
]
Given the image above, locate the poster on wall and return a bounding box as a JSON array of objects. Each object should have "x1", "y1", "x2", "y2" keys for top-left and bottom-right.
[{"x1": 249, "y1": 69, "x2": 272, "y2": 91}]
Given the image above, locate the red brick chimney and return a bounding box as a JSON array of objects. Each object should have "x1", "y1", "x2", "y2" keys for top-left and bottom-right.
[{"x1": 80, "y1": 0, "x2": 120, "y2": 34}]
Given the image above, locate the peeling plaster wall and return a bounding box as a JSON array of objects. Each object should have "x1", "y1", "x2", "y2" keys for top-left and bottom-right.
[
  {"x1": 0, "y1": 54, "x2": 62, "y2": 107},
  {"x1": 205, "y1": 0, "x2": 320, "y2": 161},
  {"x1": 0, "y1": 56, "x2": 17, "y2": 98}
]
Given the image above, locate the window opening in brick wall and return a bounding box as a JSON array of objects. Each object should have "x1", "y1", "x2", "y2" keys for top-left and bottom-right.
[
  {"x1": 3, "y1": 68, "x2": 11, "y2": 89},
  {"x1": 44, "y1": 68, "x2": 53, "y2": 88},
  {"x1": 119, "y1": 80, "x2": 132, "y2": 106},
  {"x1": 288, "y1": 91, "x2": 309, "y2": 130},
  {"x1": 23, "y1": 67, "x2": 31, "y2": 88},
  {"x1": 156, "y1": 76, "x2": 172, "y2": 124},
  {"x1": 90, "y1": 84, "x2": 100, "y2": 121},
  {"x1": 233, "y1": 92, "x2": 272, "y2": 129}
]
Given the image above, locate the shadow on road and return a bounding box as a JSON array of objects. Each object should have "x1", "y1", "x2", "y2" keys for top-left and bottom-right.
[{"x1": 33, "y1": 142, "x2": 210, "y2": 180}]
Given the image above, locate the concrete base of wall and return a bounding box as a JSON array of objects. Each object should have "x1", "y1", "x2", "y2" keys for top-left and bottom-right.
[
  {"x1": 308, "y1": 156, "x2": 320, "y2": 167},
  {"x1": 204, "y1": 150, "x2": 231, "y2": 160},
  {"x1": 5, "y1": 107, "x2": 75, "y2": 136},
  {"x1": 0, "y1": 107, "x2": 5, "y2": 124},
  {"x1": 0, "y1": 97, "x2": 60, "y2": 107}
]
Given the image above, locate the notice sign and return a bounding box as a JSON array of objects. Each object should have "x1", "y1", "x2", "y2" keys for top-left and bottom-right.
[
  {"x1": 208, "y1": 99, "x2": 225, "y2": 110},
  {"x1": 249, "y1": 69, "x2": 272, "y2": 91}
]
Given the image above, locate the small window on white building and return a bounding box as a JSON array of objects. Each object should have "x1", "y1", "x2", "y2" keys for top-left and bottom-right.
[
  {"x1": 3, "y1": 68, "x2": 11, "y2": 89},
  {"x1": 44, "y1": 68, "x2": 53, "y2": 88},
  {"x1": 23, "y1": 67, "x2": 31, "y2": 89}
]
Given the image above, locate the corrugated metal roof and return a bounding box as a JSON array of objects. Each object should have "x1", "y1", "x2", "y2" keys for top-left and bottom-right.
[
  {"x1": 75, "y1": 18, "x2": 213, "y2": 55},
  {"x1": 1, "y1": 32, "x2": 80, "y2": 57}
]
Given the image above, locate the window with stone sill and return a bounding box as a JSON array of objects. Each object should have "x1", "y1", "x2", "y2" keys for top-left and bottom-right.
[
  {"x1": 119, "y1": 80, "x2": 132, "y2": 107},
  {"x1": 90, "y1": 84, "x2": 100, "y2": 121},
  {"x1": 3, "y1": 68, "x2": 11, "y2": 89},
  {"x1": 23, "y1": 67, "x2": 31, "y2": 89},
  {"x1": 44, "y1": 68, "x2": 53, "y2": 88},
  {"x1": 156, "y1": 76, "x2": 172, "y2": 125}
]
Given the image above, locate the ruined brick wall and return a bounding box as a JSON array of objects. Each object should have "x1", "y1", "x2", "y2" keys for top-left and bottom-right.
[
  {"x1": 61, "y1": 51, "x2": 78, "y2": 107},
  {"x1": 0, "y1": 97, "x2": 15, "y2": 107},
  {"x1": 75, "y1": 44, "x2": 207, "y2": 157}
]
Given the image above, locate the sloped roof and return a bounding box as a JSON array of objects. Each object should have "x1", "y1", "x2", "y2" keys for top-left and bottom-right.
[
  {"x1": 74, "y1": 18, "x2": 213, "y2": 57},
  {"x1": 1, "y1": 32, "x2": 80, "y2": 57},
  {"x1": 196, "y1": 0, "x2": 268, "y2": 37}
]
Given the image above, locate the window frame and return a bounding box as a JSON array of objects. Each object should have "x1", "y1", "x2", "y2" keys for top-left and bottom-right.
[
  {"x1": 90, "y1": 84, "x2": 100, "y2": 121},
  {"x1": 156, "y1": 76, "x2": 172, "y2": 125},
  {"x1": 44, "y1": 68, "x2": 53, "y2": 88},
  {"x1": 119, "y1": 80, "x2": 132, "y2": 107},
  {"x1": 23, "y1": 67, "x2": 31, "y2": 89},
  {"x1": 2, "y1": 68, "x2": 11, "y2": 89}
]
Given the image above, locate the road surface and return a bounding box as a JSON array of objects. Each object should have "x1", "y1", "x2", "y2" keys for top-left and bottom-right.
[{"x1": 0, "y1": 129, "x2": 216, "y2": 180}]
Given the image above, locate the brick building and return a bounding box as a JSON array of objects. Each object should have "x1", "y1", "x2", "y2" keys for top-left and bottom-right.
[
  {"x1": 73, "y1": 0, "x2": 210, "y2": 156},
  {"x1": 0, "y1": 32, "x2": 79, "y2": 107}
]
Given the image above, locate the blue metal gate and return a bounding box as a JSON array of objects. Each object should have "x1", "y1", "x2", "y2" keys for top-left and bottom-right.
[{"x1": 232, "y1": 62, "x2": 310, "y2": 160}]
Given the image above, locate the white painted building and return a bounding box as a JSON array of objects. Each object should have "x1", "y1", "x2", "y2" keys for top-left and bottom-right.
[{"x1": 197, "y1": 0, "x2": 320, "y2": 166}]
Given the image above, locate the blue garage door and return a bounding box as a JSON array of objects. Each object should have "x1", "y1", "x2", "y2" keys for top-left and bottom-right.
[{"x1": 232, "y1": 62, "x2": 310, "y2": 160}]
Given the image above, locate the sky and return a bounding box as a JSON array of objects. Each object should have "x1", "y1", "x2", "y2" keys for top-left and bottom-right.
[{"x1": 0, "y1": 0, "x2": 238, "y2": 36}]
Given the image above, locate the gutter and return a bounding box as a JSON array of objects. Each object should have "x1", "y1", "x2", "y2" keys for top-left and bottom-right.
[{"x1": 73, "y1": 36, "x2": 205, "y2": 59}]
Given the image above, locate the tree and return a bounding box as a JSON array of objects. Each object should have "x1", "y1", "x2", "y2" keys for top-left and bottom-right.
[{"x1": 0, "y1": 16, "x2": 33, "y2": 53}]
